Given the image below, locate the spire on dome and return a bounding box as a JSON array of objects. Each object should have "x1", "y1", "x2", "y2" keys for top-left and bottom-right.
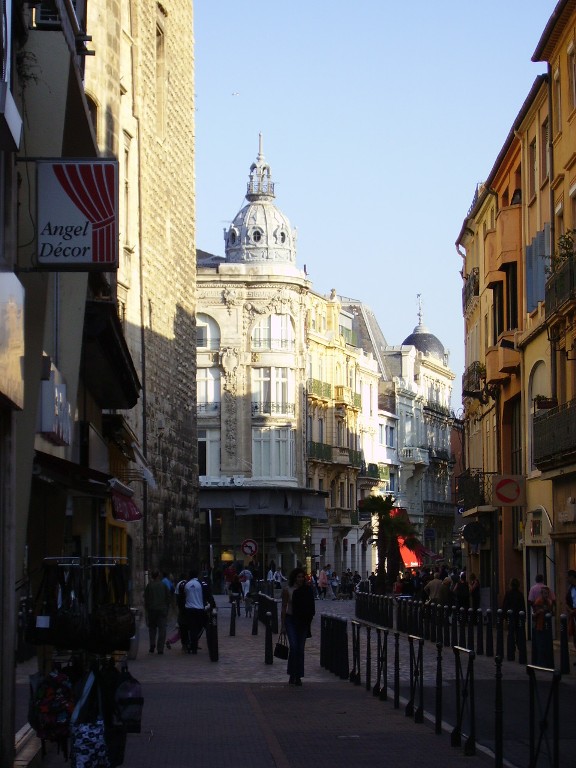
[
  {"x1": 414, "y1": 293, "x2": 429, "y2": 333},
  {"x1": 246, "y1": 133, "x2": 275, "y2": 201}
]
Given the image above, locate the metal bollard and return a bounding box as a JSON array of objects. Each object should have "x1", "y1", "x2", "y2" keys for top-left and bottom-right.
[
  {"x1": 458, "y1": 607, "x2": 466, "y2": 647},
  {"x1": 229, "y1": 602, "x2": 236, "y2": 636},
  {"x1": 443, "y1": 604, "x2": 451, "y2": 647},
  {"x1": 435, "y1": 642, "x2": 443, "y2": 735},
  {"x1": 207, "y1": 608, "x2": 219, "y2": 662},
  {"x1": 251, "y1": 601, "x2": 259, "y2": 636},
  {"x1": 451, "y1": 606, "x2": 458, "y2": 647},
  {"x1": 495, "y1": 609, "x2": 504, "y2": 659},
  {"x1": 264, "y1": 612, "x2": 273, "y2": 664},
  {"x1": 467, "y1": 608, "x2": 475, "y2": 652},
  {"x1": 517, "y1": 611, "x2": 527, "y2": 665},
  {"x1": 485, "y1": 609, "x2": 494, "y2": 657},
  {"x1": 506, "y1": 610, "x2": 515, "y2": 661},
  {"x1": 394, "y1": 631, "x2": 400, "y2": 709},
  {"x1": 494, "y1": 656, "x2": 503, "y2": 768},
  {"x1": 428, "y1": 602, "x2": 435, "y2": 643},
  {"x1": 560, "y1": 614, "x2": 570, "y2": 674},
  {"x1": 476, "y1": 609, "x2": 484, "y2": 655}
]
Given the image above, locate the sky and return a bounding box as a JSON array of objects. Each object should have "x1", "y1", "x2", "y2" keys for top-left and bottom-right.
[{"x1": 193, "y1": 1, "x2": 556, "y2": 411}]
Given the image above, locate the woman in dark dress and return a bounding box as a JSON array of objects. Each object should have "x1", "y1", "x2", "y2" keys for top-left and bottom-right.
[{"x1": 280, "y1": 567, "x2": 316, "y2": 686}]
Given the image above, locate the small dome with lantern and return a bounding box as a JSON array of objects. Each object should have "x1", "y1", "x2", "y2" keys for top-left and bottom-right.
[
  {"x1": 402, "y1": 296, "x2": 446, "y2": 360},
  {"x1": 224, "y1": 135, "x2": 296, "y2": 265}
]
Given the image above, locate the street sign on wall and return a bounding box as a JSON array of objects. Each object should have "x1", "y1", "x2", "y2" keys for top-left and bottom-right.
[{"x1": 492, "y1": 475, "x2": 525, "y2": 506}]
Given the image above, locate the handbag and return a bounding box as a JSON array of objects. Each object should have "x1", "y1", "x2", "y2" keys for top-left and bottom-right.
[
  {"x1": 89, "y1": 567, "x2": 135, "y2": 653},
  {"x1": 274, "y1": 630, "x2": 289, "y2": 660},
  {"x1": 70, "y1": 672, "x2": 110, "y2": 768}
]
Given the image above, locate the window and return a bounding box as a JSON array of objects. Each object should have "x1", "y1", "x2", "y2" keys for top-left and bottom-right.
[
  {"x1": 156, "y1": 22, "x2": 166, "y2": 137},
  {"x1": 197, "y1": 368, "x2": 221, "y2": 413},
  {"x1": 389, "y1": 472, "x2": 396, "y2": 492},
  {"x1": 251, "y1": 314, "x2": 295, "y2": 351},
  {"x1": 529, "y1": 139, "x2": 537, "y2": 199},
  {"x1": 252, "y1": 367, "x2": 295, "y2": 415},
  {"x1": 554, "y1": 68, "x2": 562, "y2": 135},
  {"x1": 198, "y1": 429, "x2": 221, "y2": 477},
  {"x1": 385, "y1": 425, "x2": 395, "y2": 448},
  {"x1": 378, "y1": 424, "x2": 385, "y2": 445},
  {"x1": 492, "y1": 282, "x2": 504, "y2": 343},
  {"x1": 540, "y1": 118, "x2": 549, "y2": 181},
  {"x1": 505, "y1": 263, "x2": 518, "y2": 330},
  {"x1": 569, "y1": 43, "x2": 576, "y2": 111},
  {"x1": 196, "y1": 313, "x2": 220, "y2": 350},
  {"x1": 252, "y1": 427, "x2": 295, "y2": 479},
  {"x1": 122, "y1": 135, "x2": 131, "y2": 247}
]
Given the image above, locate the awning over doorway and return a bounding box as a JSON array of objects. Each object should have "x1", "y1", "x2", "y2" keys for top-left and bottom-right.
[
  {"x1": 398, "y1": 536, "x2": 442, "y2": 569},
  {"x1": 198, "y1": 485, "x2": 328, "y2": 521},
  {"x1": 111, "y1": 489, "x2": 142, "y2": 522}
]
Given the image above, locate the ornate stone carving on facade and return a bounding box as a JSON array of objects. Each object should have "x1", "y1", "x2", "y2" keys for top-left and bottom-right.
[
  {"x1": 220, "y1": 347, "x2": 239, "y2": 393},
  {"x1": 243, "y1": 286, "x2": 299, "y2": 337},
  {"x1": 220, "y1": 347, "x2": 239, "y2": 456},
  {"x1": 222, "y1": 287, "x2": 239, "y2": 314}
]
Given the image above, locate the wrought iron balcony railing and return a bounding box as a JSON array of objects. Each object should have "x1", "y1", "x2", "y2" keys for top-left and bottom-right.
[
  {"x1": 462, "y1": 361, "x2": 485, "y2": 394},
  {"x1": 197, "y1": 402, "x2": 221, "y2": 414},
  {"x1": 462, "y1": 267, "x2": 479, "y2": 314},
  {"x1": 251, "y1": 401, "x2": 296, "y2": 416},
  {"x1": 545, "y1": 258, "x2": 576, "y2": 317},
  {"x1": 456, "y1": 469, "x2": 497, "y2": 510},
  {"x1": 533, "y1": 397, "x2": 576, "y2": 469},
  {"x1": 306, "y1": 441, "x2": 333, "y2": 461},
  {"x1": 306, "y1": 378, "x2": 332, "y2": 399}
]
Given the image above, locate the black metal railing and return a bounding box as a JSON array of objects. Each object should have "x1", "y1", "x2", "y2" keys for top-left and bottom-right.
[
  {"x1": 533, "y1": 398, "x2": 576, "y2": 469},
  {"x1": 306, "y1": 441, "x2": 333, "y2": 461},
  {"x1": 251, "y1": 401, "x2": 295, "y2": 416}
]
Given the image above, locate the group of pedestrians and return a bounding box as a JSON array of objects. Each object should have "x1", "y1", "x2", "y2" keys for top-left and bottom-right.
[{"x1": 144, "y1": 568, "x2": 216, "y2": 655}]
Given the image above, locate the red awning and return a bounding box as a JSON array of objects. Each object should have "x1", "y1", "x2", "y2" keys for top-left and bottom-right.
[
  {"x1": 399, "y1": 539, "x2": 422, "y2": 568},
  {"x1": 111, "y1": 490, "x2": 142, "y2": 522}
]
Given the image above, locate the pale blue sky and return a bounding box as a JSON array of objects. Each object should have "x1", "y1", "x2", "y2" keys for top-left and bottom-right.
[{"x1": 193, "y1": 1, "x2": 555, "y2": 410}]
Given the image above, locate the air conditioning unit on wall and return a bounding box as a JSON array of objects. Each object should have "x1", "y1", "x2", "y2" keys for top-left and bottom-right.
[{"x1": 558, "y1": 497, "x2": 576, "y2": 524}]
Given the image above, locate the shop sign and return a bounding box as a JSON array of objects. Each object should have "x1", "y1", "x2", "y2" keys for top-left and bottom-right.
[{"x1": 37, "y1": 160, "x2": 118, "y2": 270}]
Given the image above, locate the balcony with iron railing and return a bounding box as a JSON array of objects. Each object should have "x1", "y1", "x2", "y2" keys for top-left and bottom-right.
[
  {"x1": 334, "y1": 385, "x2": 354, "y2": 406},
  {"x1": 307, "y1": 378, "x2": 332, "y2": 400},
  {"x1": 359, "y1": 462, "x2": 380, "y2": 479},
  {"x1": 251, "y1": 401, "x2": 296, "y2": 417},
  {"x1": 401, "y1": 446, "x2": 429, "y2": 465},
  {"x1": 462, "y1": 361, "x2": 485, "y2": 394},
  {"x1": 545, "y1": 258, "x2": 576, "y2": 317},
  {"x1": 197, "y1": 402, "x2": 221, "y2": 416},
  {"x1": 251, "y1": 337, "x2": 295, "y2": 351},
  {"x1": 327, "y1": 507, "x2": 353, "y2": 527},
  {"x1": 534, "y1": 397, "x2": 576, "y2": 470},
  {"x1": 462, "y1": 267, "x2": 479, "y2": 315},
  {"x1": 456, "y1": 469, "x2": 497, "y2": 510},
  {"x1": 306, "y1": 441, "x2": 333, "y2": 461}
]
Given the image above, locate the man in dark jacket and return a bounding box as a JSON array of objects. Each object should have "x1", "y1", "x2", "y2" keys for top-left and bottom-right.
[{"x1": 144, "y1": 569, "x2": 171, "y2": 654}]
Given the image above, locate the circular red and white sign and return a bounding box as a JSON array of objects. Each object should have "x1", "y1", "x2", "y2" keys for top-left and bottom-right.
[
  {"x1": 494, "y1": 477, "x2": 521, "y2": 505},
  {"x1": 241, "y1": 538, "x2": 258, "y2": 556}
]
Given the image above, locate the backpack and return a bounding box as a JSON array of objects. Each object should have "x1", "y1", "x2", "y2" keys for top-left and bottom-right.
[
  {"x1": 31, "y1": 670, "x2": 75, "y2": 742},
  {"x1": 114, "y1": 666, "x2": 144, "y2": 734}
]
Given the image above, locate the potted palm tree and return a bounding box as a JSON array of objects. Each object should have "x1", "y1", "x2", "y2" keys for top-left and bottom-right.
[{"x1": 359, "y1": 494, "x2": 419, "y2": 594}]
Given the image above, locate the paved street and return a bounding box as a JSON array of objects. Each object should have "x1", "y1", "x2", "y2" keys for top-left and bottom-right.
[{"x1": 15, "y1": 594, "x2": 576, "y2": 767}]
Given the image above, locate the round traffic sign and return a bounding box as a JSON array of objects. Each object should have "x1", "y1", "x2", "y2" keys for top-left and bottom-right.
[
  {"x1": 494, "y1": 477, "x2": 521, "y2": 505},
  {"x1": 241, "y1": 538, "x2": 258, "y2": 557}
]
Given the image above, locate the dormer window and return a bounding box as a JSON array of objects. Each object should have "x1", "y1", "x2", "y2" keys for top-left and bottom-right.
[
  {"x1": 252, "y1": 229, "x2": 262, "y2": 243},
  {"x1": 280, "y1": 232, "x2": 286, "y2": 243}
]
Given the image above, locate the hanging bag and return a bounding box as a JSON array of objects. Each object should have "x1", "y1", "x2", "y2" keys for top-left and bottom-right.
[
  {"x1": 70, "y1": 671, "x2": 110, "y2": 768},
  {"x1": 114, "y1": 664, "x2": 144, "y2": 734},
  {"x1": 89, "y1": 566, "x2": 135, "y2": 653},
  {"x1": 273, "y1": 630, "x2": 289, "y2": 660},
  {"x1": 25, "y1": 567, "x2": 59, "y2": 646}
]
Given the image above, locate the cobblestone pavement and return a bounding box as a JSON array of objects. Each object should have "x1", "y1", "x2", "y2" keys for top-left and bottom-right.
[{"x1": 15, "y1": 594, "x2": 576, "y2": 767}]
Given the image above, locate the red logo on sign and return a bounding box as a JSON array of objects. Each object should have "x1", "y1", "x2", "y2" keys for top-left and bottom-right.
[{"x1": 495, "y1": 477, "x2": 521, "y2": 504}]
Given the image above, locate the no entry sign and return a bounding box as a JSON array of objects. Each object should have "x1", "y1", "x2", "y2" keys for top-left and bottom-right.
[{"x1": 241, "y1": 539, "x2": 258, "y2": 557}]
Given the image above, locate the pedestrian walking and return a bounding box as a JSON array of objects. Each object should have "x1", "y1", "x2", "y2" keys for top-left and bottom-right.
[
  {"x1": 144, "y1": 569, "x2": 171, "y2": 655},
  {"x1": 280, "y1": 567, "x2": 316, "y2": 686},
  {"x1": 182, "y1": 568, "x2": 216, "y2": 654},
  {"x1": 565, "y1": 569, "x2": 576, "y2": 661},
  {"x1": 502, "y1": 577, "x2": 526, "y2": 653},
  {"x1": 531, "y1": 585, "x2": 554, "y2": 667},
  {"x1": 238, "y1": 567, "x2": 253, "y2": 598},
  {"x1": 317, "y1": 567, "x2": 328, "y2": 599}
]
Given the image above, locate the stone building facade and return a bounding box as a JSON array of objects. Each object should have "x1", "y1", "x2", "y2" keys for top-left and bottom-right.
[{"x1": 84, "y1": 0, "x2": 198, "y2": 582}]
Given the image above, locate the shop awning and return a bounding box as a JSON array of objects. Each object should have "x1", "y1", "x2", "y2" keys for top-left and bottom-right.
[
  {"x1": 33, "y1": 450, "x2": 111, "y2": 496},
  {"x1": 398, "y1": 537, "x2": 442, "y2": 569},
  {"x1": 111, "y1": 489, "x2": 142, "y2": 522}
]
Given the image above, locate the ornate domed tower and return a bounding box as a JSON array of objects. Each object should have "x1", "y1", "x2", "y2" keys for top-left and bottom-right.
[
  {"x1": 402, "y1": 298, "x2": 447, "y2": 362},
  {"x1": 224, "y1": 134, "x2": 297, "y2": 265}
]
